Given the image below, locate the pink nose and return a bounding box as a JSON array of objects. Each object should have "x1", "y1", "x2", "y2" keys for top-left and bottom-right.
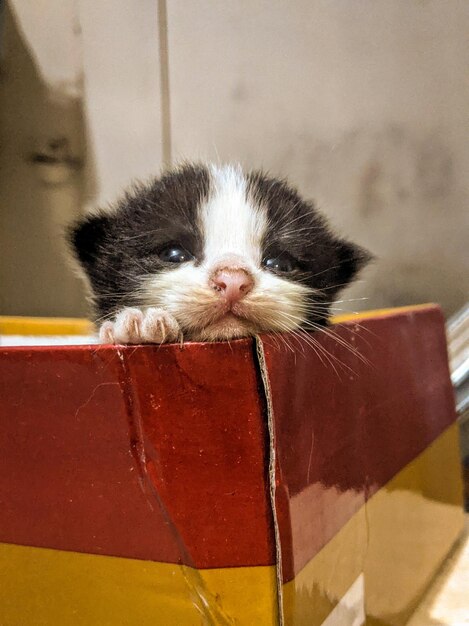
[{"x1": 212, "y1": 269, "x2": 254, "y2": 303}]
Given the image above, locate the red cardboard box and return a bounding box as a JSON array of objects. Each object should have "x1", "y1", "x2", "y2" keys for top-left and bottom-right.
[{"x1": 0, "y1": 305, "x2": 464, "y2": 625}]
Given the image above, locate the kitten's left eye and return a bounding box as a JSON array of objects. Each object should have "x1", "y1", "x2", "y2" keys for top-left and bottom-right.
[
  {"x1": 159, "y1": 245, "x2": 194, "y2": 264},
  {"x1": 263, "y1": 252, "x2": 299, "y2": 273}
]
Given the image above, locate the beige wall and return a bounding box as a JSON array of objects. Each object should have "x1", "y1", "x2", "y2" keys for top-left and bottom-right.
[
  {"x1": 1, "y1": 1, "x2": 468, "y2": 317},
  {"x1": 0, "y1": 0, "x2": 163, "y2": 316},
  {"x1": 167, "y1": 0, "x2": 469, "y2": 315}
]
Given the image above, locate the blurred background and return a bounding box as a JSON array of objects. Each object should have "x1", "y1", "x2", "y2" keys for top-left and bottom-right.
[{"x1": 0, "y1": 0, "x2": 468, "y2": 319}]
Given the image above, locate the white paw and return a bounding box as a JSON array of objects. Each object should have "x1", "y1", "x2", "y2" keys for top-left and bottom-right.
[{"x1": 99, "y1": 307, "x2": 180, "y2": 345}]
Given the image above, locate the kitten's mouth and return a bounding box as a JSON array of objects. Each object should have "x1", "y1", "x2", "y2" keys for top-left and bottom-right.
[
  {"x1": 193, "y1": 306, "x2": 258, "y2": 340},
  {"x1": 217, "y1": 302, "x2": 257, "y2": 325},
  {"x1": 213, "y1": 310, "x2": 253, "y2": 329}
]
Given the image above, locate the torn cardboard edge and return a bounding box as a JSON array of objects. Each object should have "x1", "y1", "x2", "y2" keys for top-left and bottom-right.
[
  {"x1": 113, "y1": 335, "x2": 285, "y2": 626},
  {"x1": 255, "y1": 335, "x2": 284, "y2": 626}
]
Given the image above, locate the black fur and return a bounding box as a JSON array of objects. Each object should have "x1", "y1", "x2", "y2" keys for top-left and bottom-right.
[
  {"x1": 247, "y1": 170, "x2": 371, "y2": 323},
  {"x1": 69, "y1": 163, "x2": 370, "y2": 328},
  {"x1": 68, "y1": 164, "x2": 210, "y2": 320}
]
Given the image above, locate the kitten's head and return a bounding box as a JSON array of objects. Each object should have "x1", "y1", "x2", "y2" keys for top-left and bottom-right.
[{"x1": 69, "y1": 163, "x2": 371, "y2": 341}]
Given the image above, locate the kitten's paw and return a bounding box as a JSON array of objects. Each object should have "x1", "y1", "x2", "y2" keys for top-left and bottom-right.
[
  {"x1": 99, "y1": 307, "x2": 180, "y2": 344},
  {"x1": 140, "y1": 307, "x2": 180, "y2": 343}
]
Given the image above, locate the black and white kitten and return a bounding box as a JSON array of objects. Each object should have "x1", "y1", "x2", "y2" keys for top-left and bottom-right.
[{"x1": 69, "y1": 163, "x2": 370, "y2": 344}]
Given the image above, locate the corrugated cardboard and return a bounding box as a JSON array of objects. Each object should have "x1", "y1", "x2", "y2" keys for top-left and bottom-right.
[{"x1": 0, "y1": 305, "x2": 464, "y2": 625}]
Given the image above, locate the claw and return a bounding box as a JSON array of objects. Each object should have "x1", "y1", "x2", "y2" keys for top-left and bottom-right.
[
  {"x1": 99, "y1": 307, "x2": 180, "y2": 345},
  {"x1": 100, "y1": 321, "x2": 115, "y2": 344},
  {"x1": 157, "y1": 318, "x2": 167, "y2": 342}
]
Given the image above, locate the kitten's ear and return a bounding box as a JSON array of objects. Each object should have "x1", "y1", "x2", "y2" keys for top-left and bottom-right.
[
  {"x1": 67, "y1": 213, "x2": 113, "y2": 269},
  {"x1": 335, "y1": 239, "x2": 373, "y2": 289}
]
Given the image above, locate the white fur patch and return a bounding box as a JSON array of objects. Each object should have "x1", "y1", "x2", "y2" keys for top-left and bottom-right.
[
  {"x1": 202, "y1": 165, "x2": 267, "y2": 268},
  {"x1": 140, "y1": 163, "x2": 314, "y2": 340}
]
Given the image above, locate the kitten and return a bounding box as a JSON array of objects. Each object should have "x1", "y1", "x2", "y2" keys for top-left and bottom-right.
[{"x1": 68, "y1": 163, "x2": 370, "y2": 344}]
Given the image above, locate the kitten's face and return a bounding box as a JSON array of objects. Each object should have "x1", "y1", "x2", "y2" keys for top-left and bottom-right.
[{"x1": 70, "y1": 164, "x2": 370, "y2": 341}]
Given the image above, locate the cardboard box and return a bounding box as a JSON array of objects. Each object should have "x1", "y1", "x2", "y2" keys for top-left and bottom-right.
[{"x1": 0, "y1": 305, "x2": 464, "y2": 625}]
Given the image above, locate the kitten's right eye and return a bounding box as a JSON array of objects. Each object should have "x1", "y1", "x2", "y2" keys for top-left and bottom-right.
[{"x1": 159, "y1": 244, "x2": 194, "y2": 264}]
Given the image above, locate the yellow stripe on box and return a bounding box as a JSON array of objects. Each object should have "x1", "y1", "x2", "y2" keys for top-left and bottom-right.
[
  {"x1": 0, "y1": 304, "x2": 435, "y2": 336},
  {"x1": 282, "y1": 423, "x2": 464, "y2": 626},
  {"x1": 0, "y1": 543, "x2": 278, "y2": 626},
  {"x1": 331, "y1": 303, "x2": 437, "y2": 325},
  {"x1": 0, "y1": 316, "x2": 94, "y2": 336}
]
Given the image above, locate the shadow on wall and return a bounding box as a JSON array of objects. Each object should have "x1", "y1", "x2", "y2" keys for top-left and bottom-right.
[{"x1": 0, "y1": 3, "x2": 90, "y2": 317}]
